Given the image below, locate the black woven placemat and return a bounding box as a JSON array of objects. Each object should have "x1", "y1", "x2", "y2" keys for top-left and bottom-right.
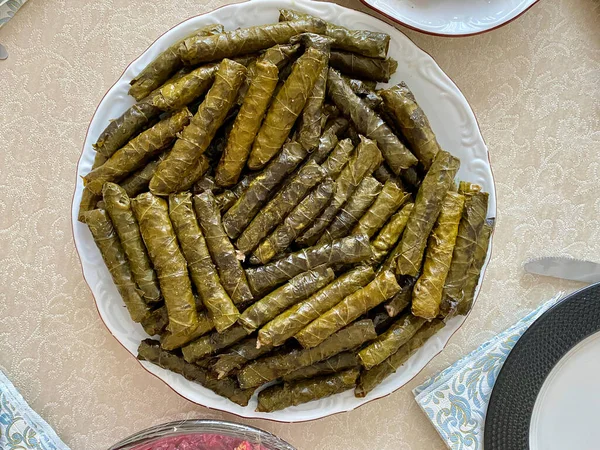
[{"x1": 484, "y1": 282, "x2": 600, "y2": 449}]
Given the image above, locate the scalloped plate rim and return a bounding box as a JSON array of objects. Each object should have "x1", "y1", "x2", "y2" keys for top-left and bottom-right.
[{"x1": 71, "y1": 0, "x2": 497, "y2": 422}]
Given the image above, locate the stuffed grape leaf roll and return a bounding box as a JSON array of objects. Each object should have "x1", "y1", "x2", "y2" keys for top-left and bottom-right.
[
  {"x1": 182, "y1": 324, "x2": 250, "y2": 363},
  {"x1": 319, "y1": 138, "x2": 355, "y2": 179},
  {"x1": 120, "y1": 157, "x2": 162, "y2": 198},
  {"x1": 282, "y1": 352, "x2": 359, "y2": 382},
  {"x1": 307, "y1": 116, "x2": 349, "y2": 165},
  {"x1": 329, "y1": 51, "x2": 398, "y2": 83},
  {"x1": 370, "y1": 202, "x2": 414, "y2": 265},
  {"x1": 212, "y1": 337, "x2": 276, "y2": 379},
  {"x1": 384, "y1": 278, "x2": 415, "y2": 318}
]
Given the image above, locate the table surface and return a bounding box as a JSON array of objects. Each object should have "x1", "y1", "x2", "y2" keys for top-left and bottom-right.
[{"x1": 1, "y1": 0, "x2": 598, "y2": 449}]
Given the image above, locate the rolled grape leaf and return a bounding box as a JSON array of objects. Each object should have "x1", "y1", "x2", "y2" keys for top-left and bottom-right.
[
  {"x1": 246, "y1": 234, "x2": 373, "y2": 297},
  {"x1": 141, "y1": 306, "x2": 170, "y2": 336},
  {"x1": 102, "y1": 183, "x2": 161, "y2": 304},
  {"x1": 177, "y1": 154, "x2": 210, "y2": 192},
  {"x1": 442, "y1": 182, "x2": 489, "y2": 305},
  {"x1": 342, "y1": 76, "x2": 378, "y2": 95},
  {"x1": 257, "y1": 265, "x2": 375, "y2": 348},
  {"x1": 319, "y1": 138, "x2": 355, "y2": 179},
  {"x1": 212, "y1": 337, "x2": 276, "y2": 379},
  {"x1": 307, "y1": 116, "x2": 349, "y2": 165},
  {"x1": 131, "y1": 193, "x2": 198, "y2": 335},
  {"x1": 137, "y1": 339, "x2": 254, "y2": 406},
  {"x1": 373, "y1": 164, "x2": 397, "y2": 185},
  {"x1": 329, "y1": 51, "x2": 397, "y2": 83},
  {"x1": 178, "y1": 19, "x2": 326, "y2": 65},
  {"x1": 84, "y1": 109, "x2": 192, "y2": 195},
  {"x1": 412, "y1": 191, "x2": 465, "y2": 319},
  {"x1": 249, "y1": 48, "x2": 327, "y2": 170},
  {"x1": 191, "y1": 174, "x2": 219, "y2": 196},
  {"x1": 327, "y1": 68, "x2": 418, "y2": 174},
  {"x1": 380, "y1": 82, "x2": 441, "y2": 170},
  {"x1": 355, "y1": 319, "x2": 444, "y2": 397},
  {"x1": 239, "y1": 267, "x2": 335, "y2": 333},
  {"x1": 215, "y1": 173, "x2": 258, "y2": 213},
  {"x1": 353, "y1": 180, "x2": 410, "y2": 239},
  {"x1": 236, "y1": 160, "x2": 325, "y2": 254},
  {"x1": 237, "y1": 319, "x2": 376, "y2": 388},
  {"x1": 278, "y1": 10, "x2": 389, "y2": 58},
  {"x1": 371, "y1": 202, "x2": 414, "y2": 265},
  {"x1": 216, "y1": 61, "x2": 279, "y2": 187},
  {"x1": 84, "y1": 209, "x2": 150, "y2": 322},
  {"x1": 223, "y1": 141, "x2": 307, "y2": 239},
  {"x1": 384, "y1": 278, "x2": 415, "y2": 317},
  {"x1": 457, "y1": 220, "x2": 493, "y2": 316},
  {"x1": 358, "y1": 313, "x2": 426, "y2": 370},
  {"x1": 256, "y1": 368, "x2": 359, "y2": 412},
  {"x1": 150, "y1": 59, "x2": 247, "y2": 195},
  {"x1": 318, "y1": 176, "x2": 382, "y2": 244},
  {"x1": 169, "y1": 193, "x2": 239, "y2": 332},
  {"x1": 295, "y1": 270, "x2": 400, "y2": 349},
  {"x1": 251, "y1": 178, "x2": 336, "y2": 265},
  {"x1": 78, "y1": 188, "x2": 102, "y2": 223},
  {"x1": 120, "y1": 157, "x2": 162, "y2": 198},
  {"x1": 396, "y1": 150, "x2": 460, "y2": 277},
  {"x1": 160, "y1": 310, "x2": 215, "y2": 351},
  {"x1": 192, "y1": 191, "x2": 253, "y2": 306},
  {"x1": 182, "y1": 324, "x2": 250, "y2": 363},
  {"x1": 282, "y1": 352, "x2": 359, "y2": 382},
  {"x1": 297, "y1": 135, "x2": 382, "y2": 247}
]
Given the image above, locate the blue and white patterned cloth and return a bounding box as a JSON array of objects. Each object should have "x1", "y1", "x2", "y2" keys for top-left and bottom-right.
[
  {"x1": 0, "y1": 370, "x2": 70, "y2": 450},
  {"x1": 0, "y1": 0, "x2": 28, "y2": 28},
  {"x1": 413, "y1": 293, "x2": 563, "y2": 450}
]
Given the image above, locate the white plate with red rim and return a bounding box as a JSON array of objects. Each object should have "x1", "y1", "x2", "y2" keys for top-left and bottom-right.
[
  {"x1": 360, "y1": 0, "x2": 539, "y2": 37},
  {"x1": 72, "y1": 0, "x2": 496, "y2": 421}
]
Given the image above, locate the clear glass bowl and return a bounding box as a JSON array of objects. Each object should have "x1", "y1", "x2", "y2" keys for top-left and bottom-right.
[{"x1": 109, "y1": 419, "x2": 296, "y2": 450}]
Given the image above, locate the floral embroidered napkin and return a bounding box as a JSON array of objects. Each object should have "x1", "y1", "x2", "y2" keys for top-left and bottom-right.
[
  {"x1": 0, "y1": 0, "x2": 28, "y2": 28},
  {"x1": 413, "y1": 293, "x2": 563, "y2": 449},
  {"x1": 0, "y1": 370, "x2": 70, "y2": 450}
]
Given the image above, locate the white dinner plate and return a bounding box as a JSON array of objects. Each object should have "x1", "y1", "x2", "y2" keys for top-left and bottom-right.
[
  {"x1": 360, "y1": 0, "x2": 539, "y2": 37},
  {"x1": 72, "y1": 0, "x2": 496, "y2": 421}
]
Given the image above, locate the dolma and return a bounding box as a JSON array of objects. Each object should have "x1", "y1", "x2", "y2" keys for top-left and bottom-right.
[
  {"x1": 131, "y1": 193, "x2": 198, "y2": 335},
  {"x1": 318, "y1": 177, "x2": 382, "y2": 244},
  {"x1": 297, "y1": 135, "x2": 382, "y2": 247},
  {"x1": 396, "y1": 150, "x2": 460, "y2": 277},
  {"x1": 176, "y1": 155, "x2": 210, "y2": 192},
  {"x1": 345, "y1": 125, "x2": 361, "y2": 146},
  {"x1": 246, "y1": 234, "x2": 372, "y2": 297},
  {"x1": 215, "y1": 61, "x2": 279, "y2": 187},
  {"x1": 102, "y1": 183, "x2": 161, "y2": 304},
  {"x1": 222, "y1": 142, "x2": 307, "y2": 239},
  {"x1": 295, "y1": 270, "x2": 400, "y2": 349},
  {"x1": 250, "y1": 179, "x2": 336, "y2": 265},
  {"x1": 373, "y1": 164, "x2": 396, "y2": 184},
  {"x1": 192, "y1": 191, "x2": 253, "y2": 305},
  {"x1": 412, "y1": 191, "x2": 465, "y2": 319},
  {"x1": 282, "y1": 352, "x2": 359, "y2": 382},
  {"x1": 93, "y1": 101, "x2": 161, "y2": 158},
  {"x1": 78, "y1": 188, "x2": 101, "y2": 223},
  {"x1": 358, "y1": 313, "x2": 426, "y2": 370},
  {"x1": 160, "y1": 310, "x2": 215, "y2": 351},
  {"x1": 93, "y1": 151, "x2": 108, "y2": 169},
  {"x1": 212, "y1": 337, "x2": 276, "y2": 379},
  {"x1": 129, "y1": 24, "x2": 225, "y2": 101},
  {"x1": 352, "y1": 180, "x2": 410, "y2": 239},
  {"x1": 329, "y1": 51, "x2": 397, "y2": 83},
  {"x1": 150, "y1": 59, "x2": 247, "y2": 196},
  {"x1": 369, "y1": 307, "x2": 397, "y2": 332},
  {"x1": 84, "y1": 109, "x2": 192, "y2": 195},
  {"x1": 257, "y1": 265, "x2": 375, "y2": 348},
  {"x1": 248, "y1": 48, "x2": 327, "y2": 170},
  {"x1": 241, "y1": 267, "x2": 335, "y2": 334},
  {"x1": 237, "y1": 319, "x2": 376, "y2": 388},
  {"x1": 380, "y1": 82, "x2": 441, "y2": 170},
  {"x1": 291, "y1": 34, "x2": 333, "y2": 152},
  {"x1": 169, "y1": 193, "x2": 239, "y2": 332},
  {"x1": 319, "y1": 138, "x2": 354, "y2": 179},
  {"x1": 384, "y1": 278, "x2": 415, "y2": 317},
  {"x1": 256, "y1": 368, "x2": 359, "y2": 412},
  {"x1": 178, "y1": 19, "x2": 326, "y2": 65},
  {"x1": 278, "y1": 10, "x2": 390, "y2": 59},
  {"x1": 327, "y1": 68, "x2": 418, "y2": 174},
  {"x1": 442, "y1": 183, "x2": 489, "y2": 305},
  {"x1": 457, "y1": 220, "x2": 493, "y2": 316},
  {"x1": 137, "y1": 339, "x2": 254, "y2": 406},
  {"x1": 355, "y1": 320, "x2": 445, "y2": 397},
  {"x1": 342, "y1": 76, "x2": 378, "y2": 96},
  {"x1": 308, "y1": 116, "x2": 349, "y2": 165},
  {"x1": 141, "y1": 306, "x2": 170, "y2": 336},
  {"x1": 182, "y1": 324, "x2": 250, "y2": 363},
  {"x1": 215, "y1": 173, "x2": 258, "y2": 213},
  {"x1": 400, "y1": 166, "x2": 422, "y2": 190},
  {"x1": 85, "y1": 209, "x2": 149, "y2": 322},
  {"x1": 371, "y1": 202, "x2": 414, "y2": 264},
  {"x1": 236, "y1": 160, "x2": 325, "y2": 254},
  {"x1": 120, "y1": 158, "x2": 162, "y2": 198},
  {"x1": 192, "y1": 174, "x2": 219, "y2": 195}
]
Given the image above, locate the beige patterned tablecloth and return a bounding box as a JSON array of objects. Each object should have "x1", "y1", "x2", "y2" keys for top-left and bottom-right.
[{"x1": 0, "y1": 0, "x2": 598, "y2": 448}]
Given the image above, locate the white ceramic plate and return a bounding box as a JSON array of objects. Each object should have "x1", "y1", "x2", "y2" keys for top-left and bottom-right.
[
  {"x1": 360, "y1": 0, "x2": 539, "y2": 37},
  {"x1": 72, "y1": 0, "x2": 496, "y2": 421}
]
